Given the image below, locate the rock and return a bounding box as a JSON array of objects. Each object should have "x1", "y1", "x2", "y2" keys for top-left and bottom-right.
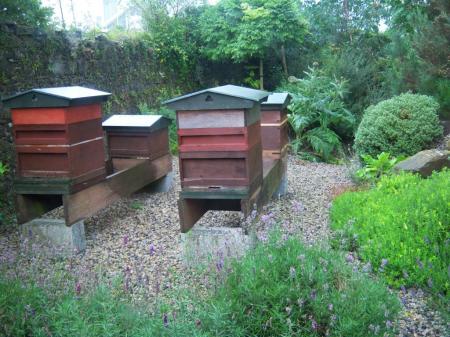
[{"x1": 394, "y1": 149, "x2": 450, "y2": 177}]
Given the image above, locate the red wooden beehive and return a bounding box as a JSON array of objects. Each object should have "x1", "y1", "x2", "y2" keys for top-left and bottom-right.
[
  {"x1": 261, "y1": 93, "x2": 290, "y2": 159},
  {"x1": 165, "y1": 85, "x2": 269, "y2": 196},
  {"x1": 102, "y1": 114, "x2": 171, "y2": 160},
  {"x1": 3, "y1": 86, "x2": 110, "y2": 193}
]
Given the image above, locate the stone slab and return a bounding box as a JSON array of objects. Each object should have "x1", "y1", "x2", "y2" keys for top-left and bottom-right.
[
  {"x1": 180, "y1": 226, "x2": 255, "y2": 267},
  {"x1": 394, "y1": 149, "x2": 450, "y2": 177},
  {"x1": 21, "y1": 218, "x2": 86, "y2": 255}
]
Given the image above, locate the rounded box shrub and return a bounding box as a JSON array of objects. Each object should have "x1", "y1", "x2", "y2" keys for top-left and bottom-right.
[{"x1": 354, "y1": 93, "x2": 442, "y2": 157}]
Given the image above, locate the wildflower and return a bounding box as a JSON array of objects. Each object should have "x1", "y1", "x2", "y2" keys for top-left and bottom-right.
[
  {"x1": 311, "y1": 319, "x2": 318, "y2": 330},
  {"x1": 328, "y1": 303, "x2": 333, "y2": 311},
  {"x1": 403, "y1": 270, "x2": 409, "y2": 279},
  {"x1": 400, "y1": 285, "x2": 406, "y2": 294},
  {"x1": 345, "y1": 253, "x2": 355, "y2": 263},
  {"x1": 362, "y1": 262, "x2": 372, "y2": 273},
  {"x1": 163, "y1": 313, "x2": 169, "y2": 327},
  {"x1": 123, "y1": 235, "x2": 129, "y2": 246},
  {"x1": 261, "y1": 214, "x2": 271, "y2": 223},
  {"x1": 297, "y1": 298, "x2": 304, "y2": 308},
  {"x1": 75, "y1": 282, "x2": 81, "y2": 295},
  {"x1": 310, "y1": 289, "x2": 317, "y2": 300},
  {"x1": 386, "y1": 320, "x2": 393, "y2": 329},
  {"x1": 195, "y1": 319, "x2": 202, "y2": 327},
  {"x1": 427, "y1": 278, "x2": 433, "y2": 288},
  {"x1": 423, "y1": 236, "x2": 430, "y2": 245},
  {"x1": 289, "y1": 266, "x2": 296, "y2": 279},
  {"x1": 380, "y1": 258, "x2": 388, "y2": 268},
  {"x1": 149, "y1": 243, "x2": 156, "y2": 256},
  {"x1": 216, "y1": 259, "x2": 224, "y2": 272}
]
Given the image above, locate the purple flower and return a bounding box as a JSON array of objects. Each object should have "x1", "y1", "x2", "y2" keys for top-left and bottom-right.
[
  {"x1": 216, "y1": 260, "x2": 224, "y2": 272},
  {"x1": 380, "y1": 258, "x2": 388, "y2": 268},
  {"x1": 123, "y1": 235, "x2": 129, "y2": 246},
  {"x1": 195, "y1": 319, "x2": 201, "y2": 327},
  {"x1": 386, "y1": 320, "x2": 393, "y2": 329},
  {"x1": 75, "y1": 282, "x2": 81, "y2": 295},
  {"x1": 149, "y1": 244, "x2": 156, "y2": 256},
  {"x1": 427, "y1": 278, "x2": 433, "y2": 288},
  {"x1": 163, "y1": 313, "x2": 169, "y2": 327},
  {"x1": 345, "y1": 253, "x2": 355, "y2": 263},
  {"x1": 362, "y1": 262, "x2": 372, "y2": 273},
  {"x1": 261, "y1": 213, "x2": 272, "y2": 223},
  {"x1": 311, "y1": 319, "x2": 318, "y2": 330},
  {"x1": 310, "y1": 290, "x2": 317, "y2": 300},
  {"x1": 400, "y1": 285, "x2": 407, "y2": 294},
  {"x1": 328, "y1": 303, "x2": 333, "y2": 311},
  {"x1": 297, "y1": 298, "x2": 304, "y2": 308},
  {"x1": 285, "y1": 306, "x2": 292, "y2": 315}
]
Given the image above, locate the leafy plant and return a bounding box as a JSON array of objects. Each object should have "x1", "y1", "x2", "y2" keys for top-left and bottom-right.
[
  {"x1": 203, "y1": 232, "x2": 400, "y2": 337},
  {"x1": 280, "y1": 66, "x2": 355, "y2": 161},
  {"x1": 354, "y1": 93, "x2": 443, "y2": 157},
  {"x1": 0, "y1": 162, "x2": 8, "y2": 176},
  {"x1": 331, "y1": 170, "x2": 450, "y2": 299},
  {"x1": 355, "y1": 152, "x2": 403, "y2": 183}
]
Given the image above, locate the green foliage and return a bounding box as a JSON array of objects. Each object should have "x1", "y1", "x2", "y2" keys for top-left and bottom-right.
[
  {"x1": 0, "y1": 162, "x2": 8, "y2": 176},
  {"x1": 280, "y1": 67, "x2": 355, "y2": 161},
  {"x1": 204, "y1": 233, "x2": 400, "y2": 337},
  {"x1": 354, "y1": 93, "x2": 443, "y2": 157},
  {"x1": 355, "y1": 152, "x2": 403, "y2": 183},
  {"x1": 138, "y1": 103, "x2": 178, "y2": 153},
  {"x1": 331, "y1": 170, "x2": 450, "y2": 298},
  {"x1": 0, "y1": 0, "x2": 52, "y2": 27}
]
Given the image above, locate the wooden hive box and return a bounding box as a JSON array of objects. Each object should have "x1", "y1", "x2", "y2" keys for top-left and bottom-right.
[
  {"x1": 165, "y1": 85, "x2": 269, "y2": 196},
  {"x1": 2, "y1": 86, "x2": 110, "y2": 193},
  {"x1": 261, "y1": 93, "x2": 290, "y2": 158},
  {"x1": 102, "y1": 114, "x2": 171, "y2": 163}
]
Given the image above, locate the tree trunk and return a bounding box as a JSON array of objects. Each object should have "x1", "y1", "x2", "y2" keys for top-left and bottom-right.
[
  {"x1": 281, "y1": 44, "x2": 288, "y2": 77},
  {"x1": 58, "y1": 0, "x2": 66, "y2": 29},
  {"x1": 259, "y1": 57, "x2": 264, "y2": 90}
]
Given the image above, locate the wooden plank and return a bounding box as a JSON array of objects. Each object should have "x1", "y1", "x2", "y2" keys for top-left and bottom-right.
[
  {"x1": 178, "y1": 198, "x2": 208, "y2": 233},
  {"x1": 16, "y1": 194, "x2": 62, "y2": 224},
  {"x1": 178, "y1": 109, "x2": 245, "y2": 129},
  {"x1": 63, "y1": 154, "x2": 172, "y2": 225},
  {"x1": 180, "y1": 187, "x2": 249, "y2": 199}
]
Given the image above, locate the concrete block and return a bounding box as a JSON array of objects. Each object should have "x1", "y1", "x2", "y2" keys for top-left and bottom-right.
[
  {"x1": 180, "y1": 226, "x2": 255, "y2": 267},
  {"x1": 139, "y1": 172, "x2": 173, "y2": 194},
  {"x1": 21, "y1": 218, "x2": 86, "y2": 254}
]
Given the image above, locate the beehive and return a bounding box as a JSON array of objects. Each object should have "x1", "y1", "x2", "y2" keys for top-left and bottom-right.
[
  {"x1": 103, "y1": 114, "x2": 171, "y2": 161},
  {"x1": 3, "y1": 86, "x2": 110, "y2": 192},
  {"x1": 165, "y1": 85, "x2": 269, "y2": 195},
  {"x1": 261, "y1": 93, "x2": 290, "y2": 158}
]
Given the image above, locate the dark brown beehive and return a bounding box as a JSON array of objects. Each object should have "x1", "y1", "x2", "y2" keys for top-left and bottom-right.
[
  {"x1": 2, "y1": 86, "x2": 110, "y2": 193},
  {"x1": 165, "y1": 85, "x2": 269, "y2": 195},
  {"x1": 261, "y1": 93, "x2": 290, "y2": 158},
  {"x1": 102, "y1": 114, "x2": 171, "y2": 161}
]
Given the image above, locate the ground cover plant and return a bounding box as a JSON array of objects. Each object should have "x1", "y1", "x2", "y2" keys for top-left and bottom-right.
[
  {"x1": 354, "y1": 93, "x2": 443, "y2": 157},
  {"x1": 355, "y1": 152, "x2": 404, "y2": 184},
  {"x1": 331, "y1": 170, "x2": 450, "y2": 299},
  {"x1": 0, "y1": 232, "x2": 401, "y2": 337}
]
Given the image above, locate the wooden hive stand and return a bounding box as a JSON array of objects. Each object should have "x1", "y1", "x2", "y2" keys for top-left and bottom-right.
[
  {"x1": 2, "y1": 88, "x2": 172, "y2": 253},
  {"x1": 164, "y1": 85, "x2": 289, "y2": 233}
]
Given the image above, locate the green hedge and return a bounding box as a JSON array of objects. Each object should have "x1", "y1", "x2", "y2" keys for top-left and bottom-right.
[
  {"x1": 331, "y1": 170, "x2": 450, "y2": 298},
  {"x1": 354, "y1": 93, "x2": 442, "y2": 157}
]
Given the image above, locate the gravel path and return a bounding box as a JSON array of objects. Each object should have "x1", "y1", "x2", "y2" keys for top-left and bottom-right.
[{"x1": 0, "y1": 155, "x2": 447, "y2": 335}]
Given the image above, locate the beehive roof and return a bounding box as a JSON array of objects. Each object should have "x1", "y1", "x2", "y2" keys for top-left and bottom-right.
[
  {"x1": 2, "y1": 86, "x2": 111, "y2": 108},
  {"x1": 102, "y1": 114, "x2": 171, "y2": 133}
]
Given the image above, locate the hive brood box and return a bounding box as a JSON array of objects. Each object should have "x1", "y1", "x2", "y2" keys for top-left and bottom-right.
[
  {"x1": 3, "y1": 86, "x2": 110, "y2": 193},
  {"x1": 165, "y1": 85, "x2": 269, "y2": 195},
  {"x1": 102, "y1": 114, "x2": 171, "y2": 162},
  {"x1": 261, "y1": 93, "x2": 290, "y2": 158}
]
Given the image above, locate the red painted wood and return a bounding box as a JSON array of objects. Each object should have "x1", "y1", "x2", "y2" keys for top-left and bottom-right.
[
  {"x1": 107, "y1": 128, "x2": 169, "y2": 159},
  {"x1": 11, "y1": 104, "x2": 102, "y2": 125}
]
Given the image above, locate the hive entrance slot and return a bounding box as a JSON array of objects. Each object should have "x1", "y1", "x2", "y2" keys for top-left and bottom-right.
[{"x1": 208, "y1": 186, "x2": 221, "y2": 189}]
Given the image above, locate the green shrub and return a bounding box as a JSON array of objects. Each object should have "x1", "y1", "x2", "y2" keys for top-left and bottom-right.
[
  {"x1": 354, "y1": 93, "x2": 442, "y2": 157},
  {"x1": 331, "y1": 170, "x2": 450, "y2": 298},
  {"x1": 203, "y1": 233, "x2": 400, "y2": 337},
  {"x1": 280, "y1": 67, "x2": 356, "y2": 162}
]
